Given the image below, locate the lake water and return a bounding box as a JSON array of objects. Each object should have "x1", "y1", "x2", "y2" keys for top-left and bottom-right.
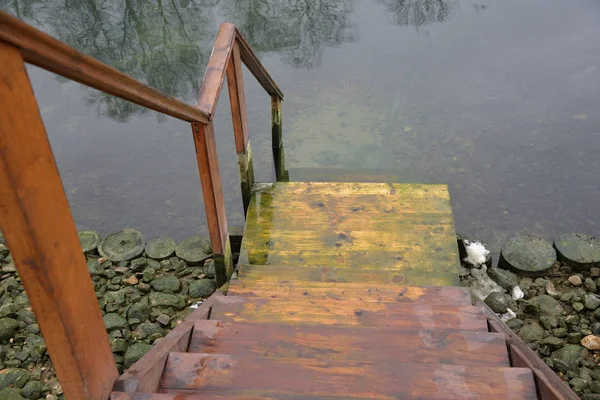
[{"x1": 1, "y1": 0, "x2": 599, "y2": 254}]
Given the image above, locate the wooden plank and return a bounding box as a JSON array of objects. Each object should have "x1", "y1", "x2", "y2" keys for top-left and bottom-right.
[
  {"x1": 160, "y1": 353, "x2": 537, "y2": 399},
  {"x1": 0, "y1": 41, "x2": 118, "y2": 400},
  {"x1": 240, "y1": 182, "x2": 460, "y2": 286},
  {"x1": 191, "y1": 121, "x2": 232, "y2": 287},
  {"x1": 235, "y1": 30, "x2": 284, "y2": 99},
  {"x1": 210, "y1": 296, "x2": 487, "y2": 330},
  {"x1": 288, "y1": 167, "x2": 407, "y2": 183},
  {"x1": 477, "y1": 301, "x2": 578, "y2": 400},
  {"x1": 188, "y1": 320, "x2": 509, "y2": 366},
  {"x1": 111, "y1": 392, "x2": 380, "y2": 400},
  {"x1": 237, "y1": 264, "x2": 458, "y2": 286},
  {"x1": 113, "y1": 293, "x2": 222, "y2": 393},
  {"x1": 228, "y1": 280, "x2": 472, "y2": 305},
  {"x1": 226, "y1": 42, "x2": 254, "y2": 214},
  {"x1": 0, "y1": 11, "x2": 209, "y2": 124},
  {"x1": 196, "y1": 23, "x2": 236, "y2": 117}
]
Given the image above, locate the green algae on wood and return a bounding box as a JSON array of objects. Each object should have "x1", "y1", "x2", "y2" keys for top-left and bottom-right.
[
  {"x1": 554, "y1": 233, "x2": 600, "y2": 270},
  {"x1": 499, "y1": 235, "x2": 556, "y2": 275},
  {"x1": 99, "y1": 228, "x2": 145, "y2": 261}
]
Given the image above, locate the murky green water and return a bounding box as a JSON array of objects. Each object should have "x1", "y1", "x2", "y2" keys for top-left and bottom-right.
[{"x1": 1, "y1": 0, "x2": 599, "y2": 253}]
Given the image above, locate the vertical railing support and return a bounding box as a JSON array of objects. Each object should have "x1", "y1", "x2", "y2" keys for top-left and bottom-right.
[
  {"x1": 191, "y1": 121, "x2": 233, "y2": 287},
  {"x1": 0, "y1": 41, "x2": 118, "y2": 400},
  {"x1": 226, "y1": 41, "x2": 254, "y2": 215},
  {"x1": 271, "y1": 96, "x2": 288, "y2": 182}
]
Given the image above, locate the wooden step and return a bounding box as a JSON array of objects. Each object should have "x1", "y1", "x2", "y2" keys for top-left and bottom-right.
[
  {"x1": 188, "y1": 320, "x2": 509, "y2": 366},
  {"x1": 228, "y1": 280, "x2": 473, "y2": 305},
  {"x1": 159, "y1": 353, "x2": 537, "y2": 399},
  {"x1": 240, "y1": 182, "x2": 460, "y2": 286},
  {"x1": 237, "y1": 264, "x2": 454, "y2": 286},
  {"x1": 210, "y1": 295, "x2": 488, "y2": 330}
]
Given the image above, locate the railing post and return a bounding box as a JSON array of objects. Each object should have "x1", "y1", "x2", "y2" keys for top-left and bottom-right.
[
  {"x1": 191, "y1": 121, "x2": 233, "y2": 287},
  {"x1": 226, "y1": 41, "x2": 254, "y2": 215},
  {"x1": 271, "y1": 96, "x2": 288, "y2": 182},
  {"x1": 0, "y1": 41, "x2": 118, "y2": 400}
]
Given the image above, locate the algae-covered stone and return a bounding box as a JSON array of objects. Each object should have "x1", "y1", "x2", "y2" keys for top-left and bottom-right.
[
  {"x1": 150, "y1": 276, "x2": 181, "y2": 293},
  {"x1": 128, "y1": 303, "x2": 150, "y2": 322},
  {"x1": 188, "y1": 279, "x2": 217, "y2": 298},
  {"x1": 78, "y1": 230, "x2": 100, "y2": 254},
  {"x1": 0, "y1": 319, "x2": 18, "y2": 341},
  {"x1": 99, "y1": 229, "x2": 145, "y2": 262},
  {"x1": 124, "y1": 343, "x2": 152, "y2": 368},
  {"x1": 585, "y1": 294, "x2": 600, "y2": 310},
  {"x1": 486, "y1": 267, "x2": 519, "y2": 289},
  {"x1": 145, "y1": 237, "x2": 176, "y2": 260},
  {"x1": 532, "y1": 294, "x2": 565, "y2": 318},
  {"x1": 149, "y1": 292, "x2": 185, "y2": 310},
  {"x1": 499, "y1": 235, "x2": 556, "y2": 275},
  {"x1": 20, "y1": 380, "x2": 43, "y2": 399},
  {"x1": 519, "y1": 321, "x2": 545, "y2": 343},
  {"x1": 103, "y1": 313, "x2": 128, "y2": 332},
  {"x1": 484, "y1": 292, "x2": 511, "y2": 314},
  {"x1": 0, "y1": 368, "x2": 31, "y2": 389},
  {"x1": 203, "y1": 260, "x2": 216, "y2": 279},
  {"x1": 175, "y1": 236, "x2": 211, "y2": 265},
  {"x1": 551, "y1": 345, "x2": 587, "y2": 373},
  {"x1": 554, "y1": 233, "x2": 600, "y2": 271},
  {"x1": 0, "y1": 388, "x2": 24, "y2": 400}
]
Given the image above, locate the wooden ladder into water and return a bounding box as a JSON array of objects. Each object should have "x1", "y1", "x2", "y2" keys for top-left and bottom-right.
[{"x1": 0, "y1": 12, "x2": 579, "y2": 400}]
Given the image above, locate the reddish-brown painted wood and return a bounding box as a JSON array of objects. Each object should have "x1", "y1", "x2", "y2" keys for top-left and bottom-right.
[
  {"x1": 114, "y1": 293, "x2": 222, "y2": 393},
  {"x1": 478, "y1": 301, "x2": 577, "y2": 400},
  {"x1": 0, "y1": 41, "x2": 118, "y2": 400},
  {"x1": 226, "y1": 41, "x2": 250, "y2": 154},
  {"x1": 191, "y1": 121, "x2": 231, "y2": 286},
  {"x1": 210, "y1": 295, "x2": 488, "y2": 331},
  {"x1": 228, "y1": 280, "x2": 473, "y2": 305},
  {"x1": 234, "y1": 30, "x2": 283, "y2": 99},
  {"x1": 196, "y1": 23, "x2": 236, "y2": 117},
  {"x1": 160, "y1": 352, "x2": 537, "y2": 399},
  {"x1": 0, "y1": 12, "x2": 209, "y2": 124},
  {"x1": 188, "y1": 320, "x2": 509, "y2": 366},
  {"x1": 110, "y1": 392, "x2": 382, "y2": 400}
]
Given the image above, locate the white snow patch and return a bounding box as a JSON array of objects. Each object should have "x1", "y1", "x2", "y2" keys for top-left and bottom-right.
[
  {"x1": 512, "y1": 285, "x2": 524, "y2": 300},
  {"x1": 463, "y1": 240, "x2": 490, "y2": 268},
  {"x1": 189, "y1": 301, "x2": 203, "y2": 309},
  {"x1": 500, "y1": 308, "x2": 517, "y2": 322}
]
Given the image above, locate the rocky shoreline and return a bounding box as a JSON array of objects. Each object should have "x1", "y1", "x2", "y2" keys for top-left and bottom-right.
[
  {"x1": 0, "y1": 229, "x2": 218, "y2": 400},
  {"x1": 460, "y1": 233, "x2": 600, "y2": 399}
]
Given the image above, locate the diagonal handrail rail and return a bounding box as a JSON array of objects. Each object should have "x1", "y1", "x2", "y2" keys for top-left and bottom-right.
[{"x1": 0, "y1": 11, "x2": 283, "y2": 400}]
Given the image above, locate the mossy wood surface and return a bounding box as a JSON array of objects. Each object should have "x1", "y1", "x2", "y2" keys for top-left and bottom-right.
[{"x1": 238, "y1": 182, "x2": 459, "y2": 286}]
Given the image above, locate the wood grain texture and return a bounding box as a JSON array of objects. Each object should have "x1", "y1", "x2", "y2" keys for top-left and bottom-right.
[
  {"x1": 114, "y1": 293, "x2": 222, "y2": 393},
  {"x1": 196, "y1": 23, "x2": 236, "y2": 117},
  {"x1": 228, "y1": 280, "x2": 472, "y2": 305},
  {"x1": 0, "y1": 11, "x2": 209, "y2": 124},
  {"x1": 226, "y1": 42, "x2": 250, "y2": 154},
  {"x1": 0, "y1": 41, "x2": 118, "y2": 400},
  {"x1": 188, "y1": 320, "x2": 510, "y2": 366},
  {"x1": 210, "y1": 296, "x2": 487, "y2": 330},
  {"x1": 160, "y1": 353, "x2": 537, "y2": 399},
  {"x1": 110, "y1": 392, "x2": 384, "y2": 399},
  {"x1": 191, "y1": 121, "x2": 231, "y2": 286},
  {"x1": 239, "y1": 182, "x2": 460, "y2": 286},
  {"x1": 235, "y1": 30, "x2": 283, "y2": 99},
  {"x1": 237, "y1": 264, "x2": 452, "y2": 286}
]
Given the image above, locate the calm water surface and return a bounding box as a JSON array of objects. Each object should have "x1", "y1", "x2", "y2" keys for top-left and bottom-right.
[{"x1": 1, "y1": 0, "x2": 599, "y2": 253}]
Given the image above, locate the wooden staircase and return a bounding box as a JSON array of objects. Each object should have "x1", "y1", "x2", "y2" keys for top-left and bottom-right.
[{"x1": 110, "y1": 182, "x2": 550, "y2": 399}]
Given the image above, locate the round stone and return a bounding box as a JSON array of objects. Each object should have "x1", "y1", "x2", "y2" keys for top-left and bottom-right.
[
  {"x1": 175, "y1": 236, "x2": 211, "y2": 265},
  {"x1": 99, "y1": 229, "x2": 145, "y2": 262},
  {"x1": 554, "y1": 233, "x2": 600, "y2": 271},
  {"x1": 78, "y1": 230, "x2": 100, "y2": 254},
  {"x1": 499, "y1": 235, "x2": 556, "y2": 275},
  {"x1": 145, "y1": 237, "x2": 176, "y2": 260}
]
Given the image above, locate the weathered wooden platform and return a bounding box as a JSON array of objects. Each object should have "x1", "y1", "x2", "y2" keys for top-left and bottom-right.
[{"x1": 239, "y1": 182, "x2": 460, "y2": 286}]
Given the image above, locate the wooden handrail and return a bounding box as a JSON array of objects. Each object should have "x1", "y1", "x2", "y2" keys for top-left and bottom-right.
[
  {"x1": 196, "y1": 23, "x2": 284, "y2": 119},
  {"x1": 0, "y1": 12, "x2": 210, "y2": 124}
]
